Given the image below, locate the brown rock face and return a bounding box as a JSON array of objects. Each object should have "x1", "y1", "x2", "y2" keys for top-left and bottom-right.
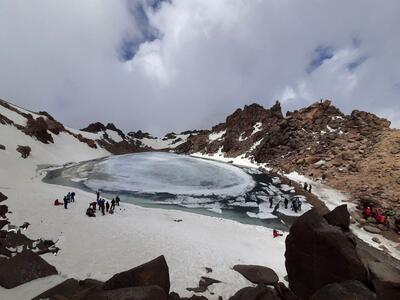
[
  {"x1": 103, "y1": 255, "x2": 170, "y2": 294},
  {"x1": 16, "y1": 145, "x2": 31, "y2": 158},
  {"x1": 0, "y1": 250, "x2": 57, "y2": 289},
  {"x1": 22, "y1": 116, "x2": 55, "y2": 144},
  {"x1": 285, "y1": 209, "x2": 367, "y2": 299},
  {"x1": 81, "y1": 122, "x2": 107, "y2": 133}
]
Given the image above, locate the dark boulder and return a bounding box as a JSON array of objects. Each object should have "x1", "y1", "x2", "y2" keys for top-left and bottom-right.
[
  {"x1": 103, "y1": 255, "x2": 170, "y2": 294},
  {"x1": 0, "y1": 144, "x2": 5, "y2": 150},
  {"x1": 273, "y1": 282, "x2": 298, "y2": 300},
  {"x1": 229, "y1": 285, "x2": 280, "y2": 300},
  {"x1": 0, "y1": 231, "x2": 34, "y2": 248},
  {"x1": 0, "y1": 250, "x2": 57, "y2": 288},
  {"x1": 324, "y1": 204, "x2": 350, "y2": 230},
  {"x1": 233, "y1": 264, "x2": 279, "y2": 285},
  {"x1": 16, "y1": 145, "x2": 31, "y2": 158},
  {"x1": 85, "y1": 285, "x2": 167, "y2": 300},
  {"x1": 285, "y1": 209, "x2": 367, "y2": 299},
  {"x1": 33, "y1": 280, "x2": 166, "y2": 300},
  {"x1": 310, "y1": 280, "x2": 376, "y2": 300},
  {"x1": 181, "y1": 296, "x2": 208, "y2": 300},
  {"x1": 32, "y1": 278, "x2": 81, "y2": 300},
  {"x1": 368, "y1": 261, "x2": 400, "y2": 300},
  {"x1": 0, "y1": 192, "x2": 7, "y2": 202},
  {"x1": 0, "y1": 219, "x2": 9, "y2": 230},
  {"x1": 0, "y1": 205, "x2": 8, "y2": 218}
]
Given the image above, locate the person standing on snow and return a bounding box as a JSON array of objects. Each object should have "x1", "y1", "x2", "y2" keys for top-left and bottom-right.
[
  {"x1": 284, "y1": 198, "x2": 289, "y2": 209},
  {"x1": 116, "y1": 195, "x2": 120, "y2": 206},
  {"x1": 111, "y1": 198, "x2": 116, "y2": 210},
  {"x1": 106, "y1": 201, "x2": 110, "y2": 213},
  {"x1": 63, "y1": 196, "x2": 68, "y2": 209}
]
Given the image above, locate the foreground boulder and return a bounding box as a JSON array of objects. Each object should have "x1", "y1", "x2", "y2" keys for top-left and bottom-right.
[
  {"x1": 0, "y1": 250, "x2": 57, "y2": 288},
  {"x1": 33, "y1": 278, "x2": 166, "y2": 300},
  {"x1": 229, "y1": 285, "x2": 280, "y2": 300},
  {"x1": 0, "y1": 192, "x2": 7, "y2": 202},
  {"x1": 103, "y1": 255, "x2": 170, "y2": 294},
  {"x1": 0, "y1": 204, "x2": 8, "y2": 218},
  {"x1": 310, "y1": 280, "x2": 375, "y2": 300},
  {"x1": 368, "y1": 261, "x2": 400, "y2": 300},
  {"x1": 285, "y1": 209, "x2": 367, "y2": 299},
  {"x1": 16, "y1": 145, "x2": 31, "y2": 158},
  {"x1": 323, "y1": 204, "x2": 350, "y2": 231},
  {"x1": 233, "y1": 264, "x2": 279, "y2": 285},
  {"x1": 0, "y1": 219, "x2": 9, "y2": 230}
]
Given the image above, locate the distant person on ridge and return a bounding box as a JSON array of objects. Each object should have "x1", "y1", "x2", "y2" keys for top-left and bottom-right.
[
  {"x1": 269, "y1": 197, "x2": 273, "y2": 208},
  {"x1": 116, "y1": 195, "x2": 120, "y2": 206},
  {"x1": 96, "y1": 191, "x2": 100, "y2": 200},
  {"x1": 308, "y1": 185, "x2": 312, "y2": 193},
  {"x1": 303, "y1": 182, "x2": 308, "y2": 191}
]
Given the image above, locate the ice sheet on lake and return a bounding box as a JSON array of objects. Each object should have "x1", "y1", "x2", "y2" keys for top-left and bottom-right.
[{"x1": 82, "y1": 152, "x2": 255, "y2": 196}]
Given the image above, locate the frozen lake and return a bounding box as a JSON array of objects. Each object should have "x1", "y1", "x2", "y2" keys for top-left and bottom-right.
[{"x1": 44, "y1": 152, "x2": 311, "y2": 230}]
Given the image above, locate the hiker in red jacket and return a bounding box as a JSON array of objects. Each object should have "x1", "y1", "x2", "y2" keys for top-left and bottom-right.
[
  {"x1": 363, "y1": 206, "x2": 371, "y2": 218},
  {"x1": 273, "y1": 229, "x2": 283, "y2": 238}
]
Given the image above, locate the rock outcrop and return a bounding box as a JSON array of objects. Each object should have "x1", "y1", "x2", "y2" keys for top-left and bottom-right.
[
  {"x1": 103, "y1": 255, "x2": 170, "y2": 294},
  {"x1": 309, "y1": 280, "x2": 376, "y2": 300},
  {"x1": 16, "y1": 145, "x2": 31, "y2": 158},
  {"x1": 323, "y1": 204, "x2": 350, "y2": 231},
  {"x1": 0, "y1": 250, "x2": 58, "y2": 289},
  {"x1": 0, "y1": 192, "x2": 8, "y2": 202},
  {"x1": 233, "y1": 264, "x2": 279, "y2": 285},
  {"x1": 285, "y1": 209, "x2": 367, "y2": 299}
]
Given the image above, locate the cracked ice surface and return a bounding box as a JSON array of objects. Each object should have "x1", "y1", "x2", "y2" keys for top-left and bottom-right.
[{"x1": 82, "y1": 152, "x2": 255, "y2": 196}]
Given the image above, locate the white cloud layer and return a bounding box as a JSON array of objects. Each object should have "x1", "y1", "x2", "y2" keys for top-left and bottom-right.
[{"x1": 0, "y1": 0, "x2": 399, "y2": 134}]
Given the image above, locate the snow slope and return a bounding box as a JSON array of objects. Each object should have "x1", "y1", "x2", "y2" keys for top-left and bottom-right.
[{"x1": 0, "y1": 105, "x2": 287, "y2": 299}]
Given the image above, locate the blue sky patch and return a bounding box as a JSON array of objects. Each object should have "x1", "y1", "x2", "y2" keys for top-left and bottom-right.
[
  {"x1": 307, "y1": 45, "x2": 334, "y2": 74},
  {"x1": 347, "y1": 55, "x2": 368, "y2": 72},
  {"x1": 118, "y1": 1, "x2": 163, "y2": 61}
]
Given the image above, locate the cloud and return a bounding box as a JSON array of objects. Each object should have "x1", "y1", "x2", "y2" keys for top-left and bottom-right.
[{"x1": 0, "y1": 0, "x2": 399, "y2": 135}]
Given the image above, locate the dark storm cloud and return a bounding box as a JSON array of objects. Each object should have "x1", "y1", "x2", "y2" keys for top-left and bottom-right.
[{"x1": 0, "y1": 0, "x2": 399, "y2": 136}]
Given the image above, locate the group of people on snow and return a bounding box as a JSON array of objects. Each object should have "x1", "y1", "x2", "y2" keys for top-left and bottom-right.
[
  {"x1": 54, "y1": 192, "x2": 75, "y2": 209},
  {"x1": 86, "y1": 191, "x2": 120, "y2": 217},
  {"x1": 269, "y1": 196, "x2": 303, "y2": 213}
]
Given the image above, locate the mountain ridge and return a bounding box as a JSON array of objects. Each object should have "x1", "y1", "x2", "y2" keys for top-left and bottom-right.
[{"x1": 1, "y1": 97, "x2": 399, "y2": 220}]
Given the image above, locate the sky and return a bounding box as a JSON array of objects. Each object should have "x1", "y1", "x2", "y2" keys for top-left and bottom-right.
[{"x1": 0, "y1": 0, "x2": 399, "y2": 135}]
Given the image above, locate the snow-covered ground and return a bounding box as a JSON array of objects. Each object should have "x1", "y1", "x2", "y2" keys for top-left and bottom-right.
[
  {"x1": 134, "y1": 134, "x2": 190, "y2": 150},
  {"x1": 0, "y1": 122, "x2": 287, "y2": 299}
]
